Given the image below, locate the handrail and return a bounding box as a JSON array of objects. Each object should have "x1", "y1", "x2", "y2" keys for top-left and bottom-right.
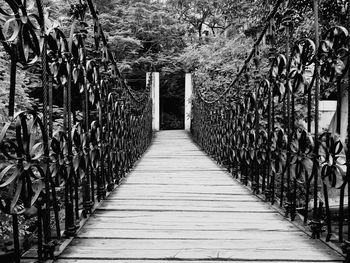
[
  {"x1": 0, "y1": 0, "x2": 153, "y2": 262},
  {"x1": 195, "y1": 0, "x2": 284, "y2": 104},
  {"x1": 191, "y1": 0, "x2": 350, "y2": 259}
]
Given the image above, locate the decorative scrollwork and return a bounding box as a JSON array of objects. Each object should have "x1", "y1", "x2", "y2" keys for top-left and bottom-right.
[
  {"x1": 50, "y1": 130, "x2": 69, "y2": 185},
  {"x1": 0, "y1": 0, "x2": 154, "y2": 259},
  {"x1": 270, "y1": 54, "x2": 287, "y2": 102},
  {"x1": 47, "y1": 28, "x2": 70, "y2": 85},
  {"x1": 0, "y1": 0, "x2": 42, "y2": 65},
  {"x1": 72, "y1": 123, "x2": 88, "y2": 180},
  {"x1": 271, "y1": 127, "x2": 287, "y2": 174},
  {"x1": 256, "y1": 130, "x2": 268, "y2": 165},
  {"x1": 319, "y1": 132, "x2": 346, "y2": 188},
  {"x1": 319, "y1": 26, "x2": 349, "y2": 83},
  {"x1": 288, "y1": 39, "x2": 316, "y2": 94},
  {"x1": 0, "y1": 111, "x2": 46, "y2": 215},
  {"x1": 191, "y1": 0, "x2": 350, "y2": 249},
  {"x1": 289, "y1": 128, "x2": 314, "y2": 181},
  {"x1": 257, "y1": 79, "x2": 270, "y2": 115}
]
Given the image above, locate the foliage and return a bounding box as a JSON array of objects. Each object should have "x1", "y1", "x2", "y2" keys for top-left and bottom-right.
[
  {"x1": 97, "y1": 0, "x2": 187, "y2": 80},
  {"x1": 179, "y1": 0, "x2": 349, "y2": 123},
  {"x1": 0, "y1": 0, "x2": 156, "y2": 256},
  {"x1": 178, "y1": 35, "x2": 256, "y2": 100},
  {"x1": 0, "y1": 51, "x2": 34, "y2": 123},
  {"x1": 168, "y1": 0, "x2": 272, "y2": 39}
]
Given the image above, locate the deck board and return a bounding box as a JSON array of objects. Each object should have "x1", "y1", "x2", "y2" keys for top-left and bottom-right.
[{"x1": 56, "y1": 130, "x2": 343, "y2": 262}]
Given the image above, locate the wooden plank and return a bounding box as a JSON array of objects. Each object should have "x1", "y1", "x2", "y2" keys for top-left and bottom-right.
[
  {"x1": 82, "y1": 221, "x2": 297, "y2": 231},
  {"x1": 56, "y1": 261, "x2": 341, "y2": 263},
  {"x1": 60, "y1": 238, "x2": 339, "y2": 260},
  {"x1": 113, "y1": 186, "x2": 252, "y2": 195},
  {"x1": 98, "y1": 199, "x2": 276, "y2": 212},
  {"x1": 57, "y1": 130, "x2": 343, "y2": 262},
  {"x1": 106, "y1": 194, "x2": 254, "y2": 200},
  {"x1": 90, "y1": 210, "x2": 285, "y2": 220},
  {"x1": 77, "y1": 228, "x2": 301, "y2": 239},
  {"x1": 106, "y1": 196, "x2": 258, "y2": 201},
  {"x1": 59, "y1": 248, "x2": 340, "y2": 261}
]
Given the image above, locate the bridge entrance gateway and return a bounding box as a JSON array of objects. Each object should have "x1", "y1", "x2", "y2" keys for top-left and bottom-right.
[{"x1": 149, "y1": 73, "x2": 192, "y2": 132}]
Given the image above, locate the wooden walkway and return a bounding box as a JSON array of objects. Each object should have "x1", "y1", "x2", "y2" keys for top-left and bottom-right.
[{"x1": 56, "y1": 130, "x2": 343, "y2": 263}]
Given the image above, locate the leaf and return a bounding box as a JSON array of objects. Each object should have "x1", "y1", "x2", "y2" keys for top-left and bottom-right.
[
  {"x1": 334, "y1": 58, "x2": 345, "y2": 75},
  {"x1": 30, "y1": 142, "x2": 44, "y2": 160},
  {"x1": 30, "y1": 179, "x2": 44, "y2": 206},
  {"x1": 10, "y1": 178, "x2": 22, "y2": 214},
  {"x1": 0, "y1": 164, "x2": 16, "y2": 182},
  {"x1": 302, "y1": 158, "x2": 313, "y2": 174},
  {"x1": 73, "y1": 67, "x2": 79, "y2": 84},
  {"x1": 0, "y1": 167, "x2": 21, "y2": 188}
]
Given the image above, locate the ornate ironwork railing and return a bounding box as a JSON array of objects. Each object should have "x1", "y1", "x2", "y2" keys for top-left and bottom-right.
[
  {"x1": 192, "y1": 0, "x2": 350, "y2": 260},
  {"x1": 0, "y1": 0, "x2": 153, "y2": 261}
]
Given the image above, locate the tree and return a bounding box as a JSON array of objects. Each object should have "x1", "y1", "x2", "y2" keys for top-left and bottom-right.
[
  {"x1": 167, "y1": 0, "x2": 266, "y2": 39},
  {"x1": 94, "y1": 0, "x2": 187, "y2": 90}
]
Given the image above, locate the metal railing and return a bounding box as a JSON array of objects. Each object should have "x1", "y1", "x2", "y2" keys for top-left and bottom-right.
[
  {"x1": 192, "y1": 0, "x2": 350, "y2": 260},
  {"x1": 0, "y1": 0, "x2": 153, "y2": 261}
]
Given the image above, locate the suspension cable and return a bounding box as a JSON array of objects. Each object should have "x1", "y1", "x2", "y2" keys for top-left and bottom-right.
[{"x1": 196, "y1": 0, "x2": 284, "y2": 105}]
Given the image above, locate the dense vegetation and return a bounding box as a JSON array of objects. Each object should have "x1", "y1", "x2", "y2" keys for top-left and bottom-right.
[{"x1": 1, "y1": 0, "x2": 348, "y2": 123}]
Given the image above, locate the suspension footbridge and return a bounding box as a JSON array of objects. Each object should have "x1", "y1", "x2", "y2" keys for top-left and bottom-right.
[
  {"x1": 0, "y1": 0, "x2": 350, "y2": 262},
  {"x1": 54, "y1": 131, "x2": 342, "y2": 262}
]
